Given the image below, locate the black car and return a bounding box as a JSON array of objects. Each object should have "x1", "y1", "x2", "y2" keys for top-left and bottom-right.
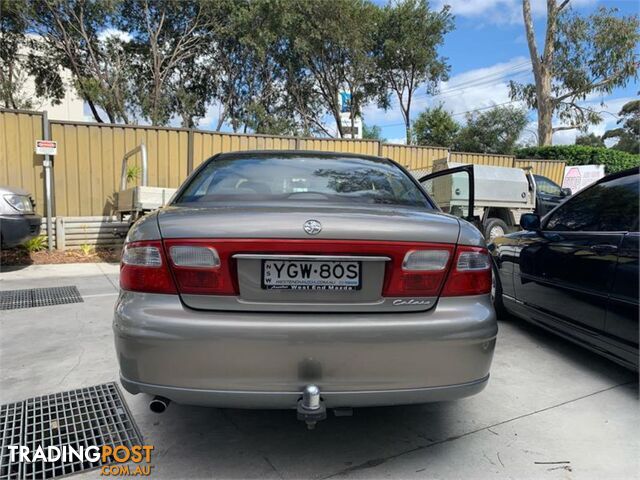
[
  {"x1": 491, "y1": 167, "x2": 639, "y2": 370},
  {"x1": 533, "y1": 174, "x2": 572, "y2": 216}
]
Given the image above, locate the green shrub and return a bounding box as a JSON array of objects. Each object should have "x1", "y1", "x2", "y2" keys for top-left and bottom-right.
[
  {"x1": 515, "y1": 145, "x2": 640, "y2": 174},
  {"x1": 22, "y1": 236, "x2": 47, "y2": 252},
  {"x1": 79, "y1": 243, "x2": 94, "y2": 256},
  {"x1": 126, "y1": 165, "x2": 142, "y2": 184}
]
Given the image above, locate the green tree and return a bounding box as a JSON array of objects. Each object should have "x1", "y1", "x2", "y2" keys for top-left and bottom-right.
[
  {"x1": 1, "y1": 0, "x2": 65, "y2": 110},
  {"x1": 412, "y1": 105, "x2": 459, "y2": 148},
  {"x1": 574, "y1": 132, "x2": 604, "y2": 148},
  {"x1": 117, "y1": 0, "x2": 215, "y2": 126},
  {"x1": 454, "y1": 105, "x2": 528, "y2": 155},
  {"x1": 28, "y1": 0, "x2": 130, "y2": 123},
  {"x1": 602, "y1": 99, "x2": 640, "y2": 154},
  {"x1": 362, "y1": 124, "x2": 386, "y2": 141},
  {"x1": 1, "y1": 0, "x2": 31, "y2": 108},
  {"x1": 284, "y1": 0, "x2": 379, "y2": 138},
  {"x1": 374, "y1": 0, "x2": 453, "y2": 144},
  {"x1": 512, "y1": 1, "x2": 639, "y2": 145},
  {"x1": 229, "y1": 0, "x2": 299, "y2": 135}
]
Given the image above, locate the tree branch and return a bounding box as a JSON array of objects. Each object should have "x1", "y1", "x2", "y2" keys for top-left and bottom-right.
[
  {"x1": 552, "y1": 123, "x2": 586, "y2": 132},
  {"x1": 553, "y1": 69, "x2": 632, "y2": 103},
  {"x1": 523, "y1": 0, "x2": 541, "y2": 73}
]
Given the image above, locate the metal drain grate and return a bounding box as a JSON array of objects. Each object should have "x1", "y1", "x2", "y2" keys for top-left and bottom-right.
[
  {"x1": 0, "y1": 286, "x2": 83, "y2": 310},
  {"x1": 0, "y1": 383, "x2": 143, "y2": 479}
]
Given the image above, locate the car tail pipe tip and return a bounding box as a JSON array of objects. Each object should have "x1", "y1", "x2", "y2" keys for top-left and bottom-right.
[
  {"x1": 149, "y1": 396, "x2": 170, "y2": 413},
  {"x1": 297, "y1": 384, "x2": 326, "y2": 429}
]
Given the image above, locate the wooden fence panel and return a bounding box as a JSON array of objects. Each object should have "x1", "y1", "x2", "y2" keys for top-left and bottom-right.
[
  {"x1": 0, "y1": 110, "x2": 45, "y2": 215},
  {"x1": 514, "y1": 159, "x2": 566, "y2": 185},
  {"x1": 1, "y1": 109, "x2": 568, "y2": 217},
  {"x1": 298, "y1": 138, "x2": 379, "y2": 155},
  {"x1": 449, "y1": 152, "x2": 515, "y2": 167},
  {"x1": 192, "y1": 132, "x2": 298, "y2": 168},
  {"x1": 381, "y1": 144, "x2": 448, "y2": 170},
  {"x1": 50, "y1": 122, "x2": 189, "y2": 216}
]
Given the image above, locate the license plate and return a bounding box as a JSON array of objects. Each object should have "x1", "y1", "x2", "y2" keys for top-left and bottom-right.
[{"x1": 261, "y1": 260, "x2": 361, "y2": 291}]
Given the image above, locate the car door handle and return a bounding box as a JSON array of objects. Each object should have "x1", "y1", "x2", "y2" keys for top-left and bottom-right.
[{"x1": 589, "y1": 244, "x2": 618, "y2": 255}]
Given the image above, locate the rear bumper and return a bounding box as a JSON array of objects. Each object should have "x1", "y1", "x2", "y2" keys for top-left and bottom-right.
[
  {"x1": 120, "y1": 374, "x2": 490, "y2": 409},
  {"x1": 113, "y1": 292, "x2": 497, "y2": 409},
  {"x1": 0, "y1": 214, "x2": 42, "y2": 247}
]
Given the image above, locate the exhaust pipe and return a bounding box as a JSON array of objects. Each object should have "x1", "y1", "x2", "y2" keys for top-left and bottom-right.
[{"x1": 149, "y1": 396, "x2": 170, "y2": 413}]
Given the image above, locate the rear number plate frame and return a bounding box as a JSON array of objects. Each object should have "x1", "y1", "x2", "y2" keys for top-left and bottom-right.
[{"x1": 261, "y1": 260, "x2": 362, "y2": 291}]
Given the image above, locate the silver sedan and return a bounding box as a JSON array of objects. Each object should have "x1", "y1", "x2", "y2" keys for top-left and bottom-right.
[{"x1": 113, "y1": 151, "x2": 497, "y2": 423}]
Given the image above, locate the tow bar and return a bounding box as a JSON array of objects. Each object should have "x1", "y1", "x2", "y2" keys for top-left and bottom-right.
[{"x1": 297, "y1": 385, "x2": 326, "y2": 429}]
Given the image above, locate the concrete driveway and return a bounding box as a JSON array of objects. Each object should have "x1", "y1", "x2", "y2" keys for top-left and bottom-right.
[{"x1": 0, "y1": 263, "x2": 637, "y2": 479}]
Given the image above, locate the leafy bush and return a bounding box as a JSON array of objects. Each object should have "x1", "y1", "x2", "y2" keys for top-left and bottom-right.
[
  {"x1": 22, "y1": 236, "x2": 47, "y2": 252},
  {"x1": 515, "y1": 145, "x2": 640, "y2": 174},
  {"x1": 79, "y1": 243, "x2": 94, "y2": 256},
  {"x1": 126, "y1": 165, "x2": 142, "y2": 184}
]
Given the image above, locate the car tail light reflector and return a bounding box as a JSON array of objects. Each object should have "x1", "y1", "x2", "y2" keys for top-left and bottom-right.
[
  {"x1": 441, "y1": 246, "x2": 491, "y2": 296},
  {"x1": 402, "y1": 250, "x2": 449, "y2": 271},
  {"x1": 120, "y1": 241, "x2": 177, "y2": 294},
  {"x1": 169, "y1": 246, "x2": 220, "y2": 267},
  {"x1": 384, "y1": 247, "x2": 455, "y2": 297},
  {"x1": 164, "y1": 240, "x2": 236, "y2": 295},
  {"x1": 122, "y1": 245, "x2": 162, "y2": 266}
]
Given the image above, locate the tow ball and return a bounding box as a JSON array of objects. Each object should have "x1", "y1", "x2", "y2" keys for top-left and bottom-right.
[{"x1": 297, "y1": 385, "x2": 326, "y2": 429}]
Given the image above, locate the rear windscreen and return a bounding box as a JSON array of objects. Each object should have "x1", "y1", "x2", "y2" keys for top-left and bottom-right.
[{"x1": 175, "y1": 155, "x2": 432, "y2": 208}]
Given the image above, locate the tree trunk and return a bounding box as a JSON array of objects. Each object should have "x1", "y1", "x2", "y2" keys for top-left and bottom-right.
[
  {"x1": 333, "y1": 108, "x2": 343, "y2": 138},
  {"x1": 537, "y1": 68, "x2": 553, "y2": 146},
  {"x1": 86, "y1": 99, "x2": 104, "y2": 123},
  {"x1": 402, "y1": 97, "x2": 412, "y2": 145},
  {"x1": 523, "y1": 0, "x2": 560, "y2": 146},
  {"x1": 404, "y1": 117, "x2": 411, "y2": 145}
]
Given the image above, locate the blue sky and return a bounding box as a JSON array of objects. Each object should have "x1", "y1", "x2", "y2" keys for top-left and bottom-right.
[{"x1": 361, "y1": 0, "x2": 639, "y2": 145}]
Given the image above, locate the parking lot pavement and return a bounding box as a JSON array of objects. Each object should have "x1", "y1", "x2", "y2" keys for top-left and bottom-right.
[{"x1": 1, "y1": 263, "x2": 638, "y2": 479}]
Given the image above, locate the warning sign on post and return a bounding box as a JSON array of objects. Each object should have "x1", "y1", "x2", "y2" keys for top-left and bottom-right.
[{"x1": 35, "y1": 140, "x2": 57, "y2": 155}]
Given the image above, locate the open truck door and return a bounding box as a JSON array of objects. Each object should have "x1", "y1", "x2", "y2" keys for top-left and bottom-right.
[{"x1": 419, "y1": 165, "x2": 481, "y2": 230}]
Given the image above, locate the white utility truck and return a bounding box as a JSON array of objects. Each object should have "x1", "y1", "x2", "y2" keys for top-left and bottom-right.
[
  {"x1": 415, "y1": 159, "x2": 571, "y2": 241},
  {"x1": 116, "y1": 142, "x2": 177, "y2": 223}
]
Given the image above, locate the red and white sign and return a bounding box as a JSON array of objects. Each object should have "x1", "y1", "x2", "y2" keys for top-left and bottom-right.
[
  {"x1": 35, "y1": 140, "x2": 57, "y2": 156},
  {"x1": 562, "y1": 165, "x2": 605, "y2": 193}
]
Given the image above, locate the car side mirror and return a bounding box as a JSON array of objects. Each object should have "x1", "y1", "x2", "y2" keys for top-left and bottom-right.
[
  {"x1": 561, "y1": 187, "x2": 572, "y2": 197},
  {"x1": 520, "y1": 213, "x2": 540, "y2": 231}
]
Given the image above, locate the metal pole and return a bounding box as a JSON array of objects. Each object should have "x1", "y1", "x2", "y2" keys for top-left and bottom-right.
[
  {"x1": 141, "y1": 141, "x2": 148, "y2": 187},
  {"x1": 42, "y1": 111, "x2": 53, "y2": 252}
]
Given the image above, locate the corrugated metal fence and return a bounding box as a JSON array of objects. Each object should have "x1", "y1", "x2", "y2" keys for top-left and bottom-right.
[{"x1": 1, "y1": 108, "x2": 567, "y2": 219}]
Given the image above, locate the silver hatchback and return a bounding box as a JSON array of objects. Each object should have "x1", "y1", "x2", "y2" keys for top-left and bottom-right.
[{"x1": 113, "y1": 151, "x2": 496, "y2": 420}]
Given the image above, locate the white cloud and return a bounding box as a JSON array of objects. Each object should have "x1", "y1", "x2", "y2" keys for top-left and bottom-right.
[
  {"x1": 97, "y1": 28, "x2": 132, "y2": 43},
  {"x1": 196, "y1": 102, "x2": 225, "y2": 130},
  {"x1": 434, "y1": 0, "x2": 596, "y2": 25},
  {"x1": 386, "y1": 137, "x2": 407, "y2": 145}
]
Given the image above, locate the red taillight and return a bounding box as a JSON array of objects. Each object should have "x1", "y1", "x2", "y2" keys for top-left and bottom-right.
[
  {"x1": 126, "y1": 239, "x2": 490, "y2": 299},
  {"x1": 440, "y1": 246, "x2": 491, "y2": 296},
  {"x1": 120, "y1": 241, "x2": 177, "y2": 294},
  {"x1": 384, "y1": 248, "x2": 454, "y2": 297},
  {"x1": 163, "y1": 240, "x2": 237, "y2": 295}
]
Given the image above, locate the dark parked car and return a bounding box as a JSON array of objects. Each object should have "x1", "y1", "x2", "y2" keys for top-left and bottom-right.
[
  {"x1": 491, "y1": 167, "x2": 639, "y2": 370},
  {"x1": 0, "y1": 185, "x2": 41, "y2": 247},
  {"x1": 533, "y1": 174, "x2": 572, "y2": 216}
]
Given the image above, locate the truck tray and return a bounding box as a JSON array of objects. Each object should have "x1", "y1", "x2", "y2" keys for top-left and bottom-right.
[{"x1": 116, "y1": 186, "x2": 177, "y2": 213}]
